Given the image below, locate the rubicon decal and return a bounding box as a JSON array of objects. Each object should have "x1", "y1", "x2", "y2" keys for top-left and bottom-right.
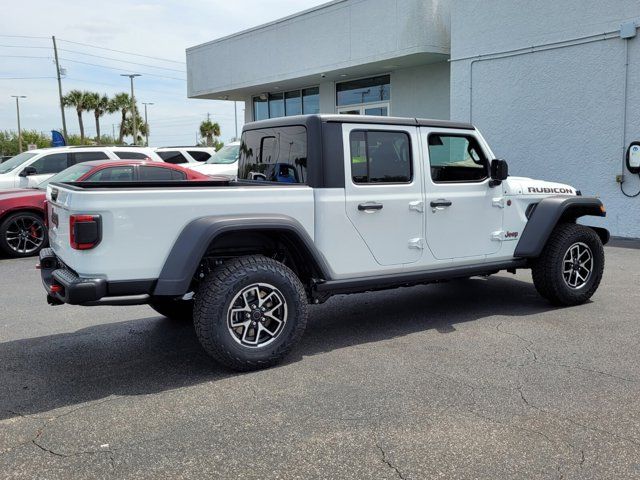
[{"x1": 527, "y1": 186, "x2": 574, "y2": 195}]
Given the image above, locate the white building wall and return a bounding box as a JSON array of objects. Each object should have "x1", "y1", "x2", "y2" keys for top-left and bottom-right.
[
  {"x1": 391, "y1": 62, "x2": 450, "y2": 119},
  {"x1": 450, "y1": 0, "x2": 640, "y2": 238}
]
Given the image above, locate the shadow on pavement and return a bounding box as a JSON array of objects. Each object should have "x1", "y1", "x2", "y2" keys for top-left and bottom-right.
[{"x1": 0, "y1": 275, "x2": 553, "y2": 419}]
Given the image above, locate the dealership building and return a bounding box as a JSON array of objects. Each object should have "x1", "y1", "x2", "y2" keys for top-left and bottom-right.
[{"x1": 187, "y1": 0, "x2": 640, "y2": 238}]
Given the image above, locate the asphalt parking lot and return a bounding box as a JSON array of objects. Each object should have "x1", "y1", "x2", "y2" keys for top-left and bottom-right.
[{"x1": 1, "y1": 246, "x2": 639, "y2": 479}]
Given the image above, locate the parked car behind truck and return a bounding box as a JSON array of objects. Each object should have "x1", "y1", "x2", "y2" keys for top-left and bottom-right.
[{"x1": 40, "y1": 114, "x2": 608, "y2": 371}]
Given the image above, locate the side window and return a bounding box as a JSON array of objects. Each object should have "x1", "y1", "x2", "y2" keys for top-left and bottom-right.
[
  {"x1": 139, "y1": 166, "x2": 185, "y2": 181},
  {"x1": 86, "y1": 166, "x2": 135, "y2": 182},
  {"x1": 428, "y1": 134, "x2": 488, "y2": 183},
  {"x1": 349, "y1": 130, "x2": 412, "y2": 184},
  {"x1": 157, "y1": 151, "x2": 189, "y2": 164},
  {"x1": 115, "y1": 151, "x2": 149, "y2": 160},
  {"x1": 187, "y1": 151, "x2": 211, "y2": 162},
  {"x1": 29, "y1": 153, "x2": 70, "y2": 175},
  {"x1": 238, "y1": 126, "x2": 307, "y2": 183},
  {"x1": 73, "y1": 151, "x2": 109, "y2": 164}
]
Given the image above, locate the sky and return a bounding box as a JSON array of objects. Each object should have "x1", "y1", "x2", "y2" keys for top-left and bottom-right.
[{"x1": 0, "y1": 0, "x2": 328, "y2": 146}]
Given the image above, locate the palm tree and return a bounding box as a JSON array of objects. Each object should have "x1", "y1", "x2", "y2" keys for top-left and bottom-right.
[
  {"x1": 109, "y1": 93, "x2": 132, "y2": 144},
  {"x1": 62, "y1": 90, "x2": 91, "y2": 143},
  {"x1": 199, "y1": 120, "x2": 221, "y2": 147},
  {"x1": 85, "y1": 92, "x2": 110, "y2": 144},
  {"x1": 122, "y1": 114, "x2": 148, "y2": 145}
]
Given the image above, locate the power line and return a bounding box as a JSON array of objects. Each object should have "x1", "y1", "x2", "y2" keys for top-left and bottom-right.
[
  {"x1": 0, "y1": 34, "x2": 48, "y2": 39},
  {"x1": 0, "y1": 44, "x2": 51, "y2": 49},
  {"x1": 58, "y1": 48, "x2": 186, "y2": 73},
  {"x1": 58, "y1": 38, "x2": 185, "y2": 65},
  {"x1": 0, "y1": 76, "x2": 56, "y2": 80},
  {"x1": 0, "y1": 54, "x2": 51, "y2": 59},
  {"x1": 60, "y1": 57, "x2": 186, "y2": 81}
]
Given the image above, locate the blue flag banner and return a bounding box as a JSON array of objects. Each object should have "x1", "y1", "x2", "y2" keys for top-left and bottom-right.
[{"x1": 51, "y1": 130, "x2": 66, "y2": 147}]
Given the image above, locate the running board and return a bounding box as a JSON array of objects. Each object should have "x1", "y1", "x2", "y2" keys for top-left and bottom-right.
[{"x1": 313, "y1": 260, "x2": 528, "y2": 296}]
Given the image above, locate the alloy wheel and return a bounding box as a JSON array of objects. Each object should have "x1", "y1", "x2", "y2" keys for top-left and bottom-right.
[
  {"x1": 5, "y1": 216, "x2": 45, "y2": 255},
  {"x1": 562, "y1": 242, "x2": 593, "y2": 290}
]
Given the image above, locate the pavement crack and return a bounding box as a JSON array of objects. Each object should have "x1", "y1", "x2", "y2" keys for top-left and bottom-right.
[
  {"x1": 495, "y1": 322, "x2": 538, "y2": 362},
  {"x1": 375, "y1": 440, "x2": 406, "y2": 480}
]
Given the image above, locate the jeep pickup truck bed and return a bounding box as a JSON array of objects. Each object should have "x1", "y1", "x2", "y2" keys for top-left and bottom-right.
[{"x1": 41, "y1": 114, "x2": 608, "y2": 370}]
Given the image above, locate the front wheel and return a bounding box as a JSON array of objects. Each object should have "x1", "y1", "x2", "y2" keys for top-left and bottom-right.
[
  {"x1": 0, "y1": 212, "x2": 47, "y2": 258},
  {"x1": 531, "y1": 223, "x2": 604, "y2": 306},
  {"x1": 193, "y1": 255, "x2": 308, "y2": 371}
]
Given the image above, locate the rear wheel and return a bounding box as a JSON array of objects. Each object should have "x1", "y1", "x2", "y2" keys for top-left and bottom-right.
[
  {"x1": 149, "y1": 297, "x2": 194, "y2": 321},
  {"x1": 193, "y1": 255, "x2": 308, "y2": 371},
  {"x1": 0, "y1": 212, "x2": 47, "y2": 258},
  {"x1": 531, "y1": 223, "x2": 604, "y2": 306}
]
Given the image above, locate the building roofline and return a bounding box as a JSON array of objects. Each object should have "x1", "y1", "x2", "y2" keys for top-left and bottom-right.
[{"x1": 187, "y1": 0, "x2": 350, "y2": 53}]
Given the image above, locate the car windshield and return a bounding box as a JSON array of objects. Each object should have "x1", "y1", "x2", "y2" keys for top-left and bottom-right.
[
  {"x1": 37, "y1": 164, "x2": 94, "y2": 190},
  {"x1": 0, "y1": 152, "x2": 37, "y2": 174},
  {"x1": 206, "y1": 145, "x2": 239, "y2": 165}
]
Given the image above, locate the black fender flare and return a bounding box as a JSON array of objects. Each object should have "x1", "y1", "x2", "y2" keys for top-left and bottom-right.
[
  {"x1": 153, "y1": 215, "x2": 332, "y2": 296},
  {"x1": 514, "y1": 196, "x2": 609, "y2": 258}
]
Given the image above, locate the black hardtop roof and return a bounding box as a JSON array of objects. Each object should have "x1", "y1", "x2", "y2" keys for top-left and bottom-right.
[{"x1": 243, "y1": 114, "x2": 475, "y2": 132}]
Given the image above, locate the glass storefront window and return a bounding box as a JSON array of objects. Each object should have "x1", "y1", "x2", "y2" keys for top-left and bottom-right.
[
  {"x1": 253, "y1": 97, "x2": 268, "y2": 121},
  {"x1": 336, "y1": 75, "x2": 390, "y2": 106},
  {"x1": 285, "y1": 90, "x2": 302, "y2": 116},
  {"x1": 268, "y1": 93, "x2": 285, "y2": 118},
  {"x1": 302, "y1": 87, "x2": 320, "y2": 114}
]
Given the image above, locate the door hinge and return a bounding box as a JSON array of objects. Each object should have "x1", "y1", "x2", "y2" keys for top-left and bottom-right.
[
  {"x1": 408, "y1": 238, "x2": 424, "y2": 249},
  {"x1": 491, "y1": 230, "x2": 504, "y2": 241},
  {"x1": 408, "y1": 200, "x2": 424, "y2": 213},
  {"x1": 492, "y1": 197, "x2": 505, "y2": 208}
]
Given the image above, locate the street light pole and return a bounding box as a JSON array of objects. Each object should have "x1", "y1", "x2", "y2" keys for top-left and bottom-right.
[
  {"x1": 120, "y1": 74, "x2": 141, "y2": 145},
  {"x1": 51, "y1": 36, "x2": 67, "y2": 140},
  {"x1": 234, "y1": 101, "x2": 238, "y2": 140},
  {"x1": 142, "y1": 102, "x2": 153, "y2": 147},
  {"x1": 11, "y1": 95, "x2": 26, "y2": 153}
]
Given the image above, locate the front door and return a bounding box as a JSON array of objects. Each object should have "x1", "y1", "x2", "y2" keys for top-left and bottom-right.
[
  {"x1": 422, "y1": 129, "x2": 503, "y2": 260},
  {"x1": 343, "y1": 124, "x2": 424, "y2": 266}
]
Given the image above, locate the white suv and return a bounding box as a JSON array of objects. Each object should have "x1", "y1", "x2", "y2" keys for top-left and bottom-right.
[
  {"x1": 156, "y1": 147, "x2": 217, "y2": 165},
  {"x1": 0, "y1": 146, "x2": 163, "y2": 189},
  {"x1": 186, "y1": 142, "x2": 240, "y2": 178}
]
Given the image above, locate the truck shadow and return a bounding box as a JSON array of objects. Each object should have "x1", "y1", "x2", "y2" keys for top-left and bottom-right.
[{"x1": 0, "y1": 275, "x2": 555, "y2": 420}]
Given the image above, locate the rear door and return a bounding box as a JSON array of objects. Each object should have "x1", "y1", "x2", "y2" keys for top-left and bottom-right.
[
  {"x1": 343, "y1": 123, "x2": 424, "y2": 266},
  {"x1": 421, "y1": 129, "x2": 503, "y2": 260},
  {"x1": 19, "y1": 153, "x2": 71, "y2": 188}
]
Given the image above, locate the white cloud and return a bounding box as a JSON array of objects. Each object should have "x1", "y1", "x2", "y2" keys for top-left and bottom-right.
[{"x1": 0, "y1": 0, "x2": 327, "y2": 146}]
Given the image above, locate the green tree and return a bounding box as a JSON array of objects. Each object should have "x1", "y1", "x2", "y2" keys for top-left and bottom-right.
[
  {"x1": 122, "y1": 114, "x2": 148, "y2": 145},
  {"x1": 199, "y1": 120, "x2": 221, "y2": 147},
  {"x1": 109, "y1": 92, "x2": 132, "y2": 144},
  {"x1": 0, "y1": 130, "x2": 50, "y2": 155},
  {"x1": 62, "y1": 90, "x2": 92, "y2": 143},
  {"x1": 85, "y1": 92, "x2": 110, "y2": 144}
]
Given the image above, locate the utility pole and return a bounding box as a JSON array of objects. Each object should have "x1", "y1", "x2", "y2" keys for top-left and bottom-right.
[
  {"x1": 52, "y1": 36, "x2": 67, "y2": 140},
  {"x1": 11, "y1": 95, "x2": 26, "y2": 153},
  {"x1": 142, "y1": 102, "x2": 153, "y2": 147},
  {"x1": 207, "y1": 112, "x2": 210, "y2": 122},
  {"x1": 112, "y1": 124, "x2": 116, "y2": 140},
  {"x1": 120, "y1": 74, "x2": 141, "y2": 145},
  {"x1": 234, "y1": 101, "x2": 238, "y2": 140}
]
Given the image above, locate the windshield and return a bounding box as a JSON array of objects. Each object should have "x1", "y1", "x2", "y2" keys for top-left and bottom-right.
[
  {"x1": 0, "y1": 152, "x2": 37, "y2": 174},
  {"x1": 206, "y1": 144, "x2": 239, "y2": 165},
  {"x1": 37, "y1": 164, "x2": 94, "y2": 190}
]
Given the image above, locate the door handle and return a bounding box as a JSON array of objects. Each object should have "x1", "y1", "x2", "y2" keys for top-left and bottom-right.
[
  {"x1": 358, "y1": 202, "x2": 383, "y2": 212},
  {"x1": 430, "y1": 200, "x2": 452, "y2": 208}
]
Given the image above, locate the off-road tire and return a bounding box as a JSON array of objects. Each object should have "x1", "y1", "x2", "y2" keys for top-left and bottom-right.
[
  {"x1": 193, "y1": 255, "x2": 308, "y2": 371},
  {"x1": 0, "y1": 211, "x2": 48, "y2": 258},
  {"x1": 531, "y1": 223, "x2": 604, "y2": 306},
  {"x1": 149, "y1": 297, "x2": 194, "y2": 321}
]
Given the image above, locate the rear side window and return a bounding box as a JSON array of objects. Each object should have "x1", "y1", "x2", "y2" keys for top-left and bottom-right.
[
  {"x1": 86, "y1": 166, "x2": 135, "y2": 182},
  {"x1": 427, "y1": 134, "x2": 488, "y2": 183},
  {"x1": 187, "y1": 151, "x2": 211, "y2": 162},
  {"x1": 29, "y1": 153, "x2": 71, "y2": 175},
  {"x1": 139, "y1": 166, "x2": 185, "y2": 181},
  {"x1": 238, "y1": 126, "x2": 307, "y2": 183},
  {"x1": 157, "y1": 151, "x2": 189, "y2": 164},
  {"x1": 350, "y1": 130, "x2": 412, "y2": 184},
  {"x1": 115, "y1": 151, "x2": 149, "y2": 160},
  {"x1": 73, "y1": 151, "x2": 109, "y2": 164}
]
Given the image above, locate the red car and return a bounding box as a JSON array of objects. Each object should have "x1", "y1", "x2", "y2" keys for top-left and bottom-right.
[{"x1": 0, "y1": 160, "x2": 211, "y2": 258}]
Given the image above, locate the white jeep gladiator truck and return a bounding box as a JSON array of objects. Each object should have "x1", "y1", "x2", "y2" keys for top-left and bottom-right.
[{"x1": 40, "y1": 114, "x2": 609, "y2": 371}]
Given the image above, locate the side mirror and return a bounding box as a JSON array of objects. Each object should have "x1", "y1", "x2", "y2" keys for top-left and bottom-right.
[
  {"x1": 19, "y1": 166, "x2": 37, "y2": 177},
  {"x1": 489, "y1": 159, "x2": 508, "y2": 187}
]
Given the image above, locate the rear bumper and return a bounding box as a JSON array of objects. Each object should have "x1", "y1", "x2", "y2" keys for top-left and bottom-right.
[
  {"x1": 39, "y1": 248, "x2": 153, "y2": 305},
  {"x1": 40, "y1": 248, "x2": 107, "y2": 305}
]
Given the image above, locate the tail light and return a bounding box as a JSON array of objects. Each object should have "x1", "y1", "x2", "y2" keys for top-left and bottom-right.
[{"x1": 70, "y1": 214, "x2": 102, "y2": 250}]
